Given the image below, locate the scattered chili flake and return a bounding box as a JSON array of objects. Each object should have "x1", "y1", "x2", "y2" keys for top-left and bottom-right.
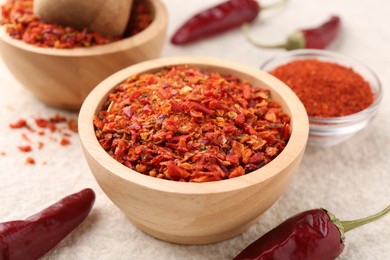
[
  {"x1": 60, "y1": 138, "x2": 70, "y2": 146},
  {"x1": 67, "y1": 118, "x2": 78, "y2": 133},
  {"x1": 25, "y1": 156, "x2": 35, "y2": 165},
  {"x1": 94, "y1": 65, "x2": 291, "y2": 182},
  {"x1": 18, "y1": 145, "x2": 32, "y2": 152},
  {"x1": 9, "y1": 118, "x2": 27, "y2": 129},
  {"x1": 0, "y1": 151, "x2": 6, "y2": 156},
  {"x1": 37, "y1": 142, "x2": 44, "y2": 149},
  {"x1": 9, "y1": 114, "x2": 78, "y2": 164},
  {"x1": 0, "y1": 0, "x2": 153, "y2": 48},
  {"x1": 21, "y1": 132, "x2": 31, "y2": 142},
  {"x1": 270, "y1": 59, "x2": 375, "y2": 118}
]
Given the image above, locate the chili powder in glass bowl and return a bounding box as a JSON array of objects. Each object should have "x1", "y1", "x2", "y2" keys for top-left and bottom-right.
[{"x1": 261, "y1": 49, "x2": 383, "y2": 147}]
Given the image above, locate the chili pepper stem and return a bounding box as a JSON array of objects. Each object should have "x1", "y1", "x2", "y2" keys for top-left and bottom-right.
[
  {"x1": 326, "y1": 205, "x2": 390, "y2": 242},
  {"x1": 242, "y1": 23, "x2": 305, "y2": 50},
  {"x1": 261, "y1": 0, "x2": 288, "y2": 10},
  {"x1": 341, "y1": 205, "x2": 390, "y2": 232}
]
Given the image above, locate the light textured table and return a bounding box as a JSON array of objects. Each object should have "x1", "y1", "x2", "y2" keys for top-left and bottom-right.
[{"x1": 1, "y1": 0, "x2": 389, "y2": 259}]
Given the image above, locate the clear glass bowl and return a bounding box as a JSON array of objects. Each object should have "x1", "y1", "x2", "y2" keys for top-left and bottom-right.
[{"x1": 260, "y1": 49, "x2": 383, "y2": 147}]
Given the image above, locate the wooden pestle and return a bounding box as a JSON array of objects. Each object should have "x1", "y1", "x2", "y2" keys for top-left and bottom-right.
[{"x1": 33, "y1": 0, "x2": 133, "y2": 37}]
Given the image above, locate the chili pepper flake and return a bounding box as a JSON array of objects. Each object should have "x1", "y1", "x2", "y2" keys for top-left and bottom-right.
[
  {"x1": 18, "y1": 145, "x2": 32, "y2": 152},
  {"x1": 25, "y1": 156, "x2": 35, "y2": 165},
  {"x1": 95, "y1": 65, "x2": 291, "y2": 182},
  {"x1": 9, "y1": 114, "x2": 78, "y2": 165},
  {"x1": 0, "y1": 0, "x2": 153, "y2": 48},
  {"x1": 37, "y1": 142, "x2": 44, "y2": 149},
  {"x1": 9, "y1": 118, "x2": 28, "y2": 129},
  {"x1": 60, "y1": 138, "x2": 70, "y2": 146}
]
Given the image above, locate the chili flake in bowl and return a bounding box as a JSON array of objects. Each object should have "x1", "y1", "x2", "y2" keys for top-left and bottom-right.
[
  {"x1": 261, "y1": 49, "x2": 383, "y2": 147},
  {"x1": 78, "y1": 57, "x2": 308, "y2": 244},
  {"x1": 94, "y1": 65, "x2": 292, "y2": 182},
  {"x1": 0, "y1": 0, "x2": 167, "y2": 110}
]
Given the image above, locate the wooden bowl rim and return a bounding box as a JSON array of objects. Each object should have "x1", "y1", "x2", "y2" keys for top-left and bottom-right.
[
  {"x1": 0, "y1": 0, "x2": 167, "y2": 57},
  {"x1": 78, "y1": 56, "x2": 309, "y2": 194}
]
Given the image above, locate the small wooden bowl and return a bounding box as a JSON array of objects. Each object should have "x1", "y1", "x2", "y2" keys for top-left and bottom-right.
[
  {"x1": 78, "y1": 57, "x2": 309, "y2": 244},
  {"x1": 0, "y1": 0, "x2": 167, "y2": 110}
]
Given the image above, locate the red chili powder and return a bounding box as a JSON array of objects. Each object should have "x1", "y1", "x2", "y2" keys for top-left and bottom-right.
[
  {"x1": 270, "y1": 59, "x2": 375, "y2": 118},
  {"x1": 94, "y1": 65, "x2": 291, "y2": 182},
  {"x1": 1, "y1": 0, "x2": 153, "y2": 48}
]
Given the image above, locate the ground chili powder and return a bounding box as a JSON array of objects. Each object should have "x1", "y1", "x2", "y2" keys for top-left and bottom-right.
[
  {"x1": 94, "y1": 65, "x2": 291, "y2": 182},
  {"x1": 270, "y1": 59, "x2": 374, "y2": 118},
  {"x1": 1, "y1": 0, "x2": 152, "y2": 48}
]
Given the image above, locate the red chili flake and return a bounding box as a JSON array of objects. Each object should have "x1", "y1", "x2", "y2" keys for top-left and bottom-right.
[
  {"x1": 35, "y1": 118, "x2": 50, "y2": 128},
  {"x1": 270, "y1": 59, "x2": 375, "y2": 118},
  {"x1": 50, "y1": 114, "x2": 67, "y2": 123},
  {"x1": 21, "y1": 132, "x2": 31, "y2": 142},
  {"x1": 95, "y1": 65, "x2": 291, "y2": 182},
  {"x1": 67, "y1": 118, "x2": 78, "y2": 133},
  {"x1": 0, "y1": 151, "x2": 6, "y2": 156},
  {"x1": 60, "y1": 138, "x2": 70, "y2": 146},
  {"x1": 63, "y1": 132, "x2": 72, "y2": 137},
  {"x1": 25, "y1": 156, "x2": 35, "y2": 165},
  {"x1": 9, "y1": 119, "x2": 27, "y2": 129},
  {"x1": 37, "y1": 142, "x2": 45, "y2": 149},
  {"x1": 9, "y1": 114, "x2": 78, "y2": 164},
  {"x1": 18, "y1": 145, "x2": 32, "y2": 152},
  {"x1": 1, "y1": 0, "x2": 153, "y2": 48}
]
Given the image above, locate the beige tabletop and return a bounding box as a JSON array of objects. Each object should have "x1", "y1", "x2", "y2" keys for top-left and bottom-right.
[{"x1": 1, "y1": 0, "x2": 389, "y2": 259}]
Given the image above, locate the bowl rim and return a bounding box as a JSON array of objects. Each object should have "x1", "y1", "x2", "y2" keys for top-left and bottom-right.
[
  {"x1": 0, "y1": 0, "x2": 167, "y2": 57},
  {"x1": 78, "y1": 56, "x2": 309, "y2": 194},
  {"x1": 260, "y1": 49, "x2": 383, "y2": 125}
]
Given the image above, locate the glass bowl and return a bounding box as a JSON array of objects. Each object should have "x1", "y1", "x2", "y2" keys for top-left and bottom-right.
[{"x1": 260, "y1": 49, "x2": 383, "y2": 147}]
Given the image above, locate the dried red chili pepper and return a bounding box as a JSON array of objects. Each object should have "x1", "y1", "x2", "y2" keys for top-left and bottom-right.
[
  {"x1": 0, "y1": 188, "x2": 95, "y2": 260},
  {"x1": 171, "y1": 0, "x2": 287, "y2": 45},
  {"x1": 244, "y1": 15, "x2": 341, "y2": 50},
  {"x1": 270, "y1": 59, "x2": 374, "y2": 117},
  {"x1": 94, "y1": 65, "x2": 291, "y2": 182},
  {"x1": 234, "y1": 205, "x2": 390, "y2": 260}
]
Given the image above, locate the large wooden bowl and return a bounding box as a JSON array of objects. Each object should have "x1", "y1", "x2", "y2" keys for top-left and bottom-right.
[
  {"x1": 78, "y1": 57, "x2": 309, "y2": 244},
  {"x1": 0, "y1": 0, "x2": 167, "y2": 110}
]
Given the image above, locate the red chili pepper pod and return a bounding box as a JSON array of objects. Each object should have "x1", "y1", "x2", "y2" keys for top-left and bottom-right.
[
  {"x1": 299, "y1": 15, "x2": 341, "y2": 49},
  {"x1": 234, "y1": 205, "x2": 390, "y2": 260},
  {"x1": 244, "y1": 15, "x2": 341, "y2": 50},
  {"x1": 171, "y1": 0, "x2": 261, "y2": 45},
  {"x1": 0, "y1": 188, "x2": 95, "y2": 260}
]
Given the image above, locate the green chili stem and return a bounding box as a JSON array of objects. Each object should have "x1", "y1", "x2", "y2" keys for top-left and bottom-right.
[
  {"x1": 242, "y1": 23, "x2": 287, "y2": 49},
  {"x1": 242, "y1": 0, "x2": 294, "y2": 50},
  {"x1": 261, "y1": 0, "x2": 288, "y2": 10},
  {"x1": 341, "y1": 205, "x2": 390, "y2": 233}
]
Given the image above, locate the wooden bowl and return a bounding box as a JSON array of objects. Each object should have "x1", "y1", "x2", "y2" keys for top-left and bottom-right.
[
  {"x1": 0, "y1": 0, "x2": 167, "y2": 110},
  {"x1": 78, "y1": 57, "x2": 309, "y2": 244}
]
